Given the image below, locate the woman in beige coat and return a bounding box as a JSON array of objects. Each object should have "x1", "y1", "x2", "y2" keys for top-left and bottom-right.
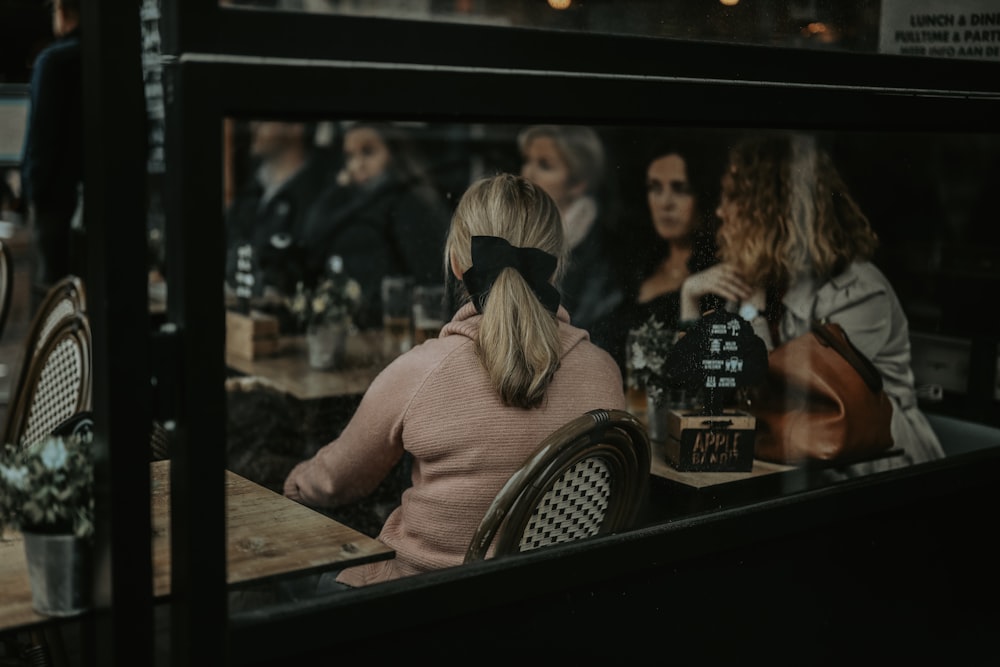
[{"x1": 680, "y1": 133, "x2": 944, "y2": 474}]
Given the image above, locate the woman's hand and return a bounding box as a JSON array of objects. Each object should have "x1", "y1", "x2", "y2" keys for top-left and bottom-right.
[{"x1": 679, "y1": 264, "x2": 752, "y2": 320}]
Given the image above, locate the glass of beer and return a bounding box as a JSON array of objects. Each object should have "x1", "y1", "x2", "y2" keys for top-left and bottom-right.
[
  {"x1": 381, "y1": 275, "x2": 414, "y2": 356},
  {"x1": 624, "y1": 330, "x2": 647, "y2": 419},
  {"x1": 412, "y1": 285, "x2": 447, "y2": 345}
]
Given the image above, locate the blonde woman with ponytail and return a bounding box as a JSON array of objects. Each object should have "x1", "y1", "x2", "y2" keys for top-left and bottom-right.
[{"x1": 284, "y1": 173, "x2": 625, "y2": 589}]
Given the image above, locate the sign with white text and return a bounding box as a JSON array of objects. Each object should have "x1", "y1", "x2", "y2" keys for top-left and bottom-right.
[{"x1": 879, "y1": 0, "x2": 1000, "y2": 61}]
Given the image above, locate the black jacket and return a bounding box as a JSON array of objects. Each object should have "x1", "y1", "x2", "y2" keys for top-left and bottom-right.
[{"x1": 300, "y1": 173, "x2": 450, "y2": 329}]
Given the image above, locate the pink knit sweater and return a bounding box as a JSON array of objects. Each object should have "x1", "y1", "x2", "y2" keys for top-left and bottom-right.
[{"x1": 283, "y1": 302, "x2": 626, "y2": 587}]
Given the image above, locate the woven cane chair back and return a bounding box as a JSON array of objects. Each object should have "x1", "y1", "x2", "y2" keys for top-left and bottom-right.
[
  {"x1": 5, "y1": 312, "x2": 92, "y2": 451},
  {"x1": 0, "y1": 239, "x2": 13, "y2": 341},
  {"x1": 465, "y1": 408, "x2": 651, "y2": 563},
  {"x1": 29, "y1": 275, "x2": 87, "y2": 355},
  {"x1": 1, "y1": 276, "x2": 87, "y2": 446}
]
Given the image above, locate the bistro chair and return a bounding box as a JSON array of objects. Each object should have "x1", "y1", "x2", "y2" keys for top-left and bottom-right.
[
  {"x1": 0, "y1": 239, "x2": 13, "y2": 341},
  {"x1": 2, "y1": 312, "x2": 92, "y2": 451},
  {"x1": 1, "y1": 276, "x2": 87, "y2": 446},
  {"x1": 26, "y1": 275, "x2": 87, "y2": 356},
  {"x1": 465, "y1": 408, "x2": 651, "y2": 563}
]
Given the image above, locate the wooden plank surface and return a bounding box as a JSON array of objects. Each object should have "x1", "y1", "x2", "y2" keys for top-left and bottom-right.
[
  {"x1": 225, "y1": 330, "x2": 396, "y2": 401},
  {"x1": 0, "y1": 462, "x2": 394, "y2": 632},
  {"x1": 649, "y1": 435, "x2": 795, "y2": 489},
  {"x1": 150, "y1": 460, "x2": 393, "y2": 596},
  {"x1": 0, "y1": 530, "x2": 42, "y2": 630}
]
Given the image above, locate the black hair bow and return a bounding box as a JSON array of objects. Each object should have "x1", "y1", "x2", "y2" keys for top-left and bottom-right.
[{"x1": 463, "y1": 236, "x2": 560, "y2": 314}]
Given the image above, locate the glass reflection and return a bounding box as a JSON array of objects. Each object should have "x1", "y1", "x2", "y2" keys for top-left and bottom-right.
[
  {"x1": 221, "y1": 118, "x2": 1000, "y2": 612},
  {"x1": 220, "y1": 1, "x2": 1000, "y2": 63}
]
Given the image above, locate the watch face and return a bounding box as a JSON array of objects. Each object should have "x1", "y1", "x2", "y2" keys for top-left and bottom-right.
[{"x1": 738, "y1": 303, "x2": 759, "y2": 322}]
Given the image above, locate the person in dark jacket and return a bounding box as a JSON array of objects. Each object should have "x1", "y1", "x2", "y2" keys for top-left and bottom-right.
[
  {"x1": 21, "y1": 0, "x2": 83, "y2": 313},
  {"x1": 300, "y1": 122, "x2": 450, "y2": 330},
  {"x1": 224, "y1": 120, "x2": 335, "y2": 304},
  {"x1": 599, "y1": 140, "x2": 725, "y2": 374}
]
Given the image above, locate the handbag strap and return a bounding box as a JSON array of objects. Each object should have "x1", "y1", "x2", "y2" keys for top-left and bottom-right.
[{"x1": 811, "y1": 320, "x2": 884, "y2": 393}]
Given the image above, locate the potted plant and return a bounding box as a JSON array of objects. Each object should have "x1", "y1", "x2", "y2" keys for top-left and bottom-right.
[
  {"x1": 625, "y1": 315, "x2": 696, "y2": 441},
  {"x1": 286, "y1": 255, "x2": 363, "y2": 370},
  {"x1": 0, "y1": 427, "x2": 94, "y2": 616}
]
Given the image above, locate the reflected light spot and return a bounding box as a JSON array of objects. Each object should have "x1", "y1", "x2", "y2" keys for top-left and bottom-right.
[
  {"x1": 802, "y1": 22, "x2": 839, "y2": 43},
  {"x1": 548, "y1": 0, "x2": 572, "y2": 9},
  {"x1": 719, "y1": 0, "x2": 740, "y2": 6}
]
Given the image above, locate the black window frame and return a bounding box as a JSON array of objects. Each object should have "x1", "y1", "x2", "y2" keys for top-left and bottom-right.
[{"x1": 82, "y1": 2, "x2": 1000, "y2": 664}]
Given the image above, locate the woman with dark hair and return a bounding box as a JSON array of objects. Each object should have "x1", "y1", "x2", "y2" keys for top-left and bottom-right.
[
  {"x1": 301, "y1": 122, "x2": 450, "y2": 329},
  {"x1": 284, "y1": 173, "x2": 625, "y2": 587},
  {"x1": 600, "y1": 140, "x2": 724, "y2": 373}
]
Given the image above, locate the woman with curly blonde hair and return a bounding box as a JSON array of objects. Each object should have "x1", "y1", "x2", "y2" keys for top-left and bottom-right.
[
  {"x1": 680, "y1": 133, "x2": 943, "y2": 473},
  {"x1": 284, "y1": 173, "x2": 625, "y2": 588}
]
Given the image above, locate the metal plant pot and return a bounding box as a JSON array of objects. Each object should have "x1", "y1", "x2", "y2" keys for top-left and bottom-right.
[
  {"x1": 306, "y1": 320, "x2": 349, "y2": 370},
  {"x1": 22, "y1": 531, "x2": 91, "y2": 617}
]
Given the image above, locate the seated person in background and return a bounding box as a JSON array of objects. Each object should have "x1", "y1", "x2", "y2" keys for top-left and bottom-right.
[
  {"x1": 518, "y1": 124, "x2": 623, "y2": 346},
  {"x1": 283, "y1": 173, "x2": 626, "y2": 587},
  {"x1": 224, "y1": 120, "x2": 334, "y2": 308},
  {"x1": 301, "y1": 122, "x2": 450, "y2": 329},
  {"x1": 600, "y1": 140, "x2": 724, "y2": 373},
  {"x1": 680, "y1": 132, "x2": 944, "y2": 473}
]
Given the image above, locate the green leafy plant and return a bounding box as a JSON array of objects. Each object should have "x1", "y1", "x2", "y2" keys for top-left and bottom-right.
[
  {"x1": 0, "y1": 430, "x2": 95, "y2": 539},
  {"x1": 286, "y1": 264, "x2": 363, "y2": 331},
  {"x1": 626, "y1": 314, "x2": 677, "y2": 406}
]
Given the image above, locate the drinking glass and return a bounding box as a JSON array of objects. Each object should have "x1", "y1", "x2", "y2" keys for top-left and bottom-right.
[
  {"x1": 381, "y1": 275, "x2": 414, "y2": 356},
  {"x1": 411, "y1": 285, "x2": 447, "y2": 345},
  {"x1": 624, "y1": 330, "x2": 647, "y2": 418}
]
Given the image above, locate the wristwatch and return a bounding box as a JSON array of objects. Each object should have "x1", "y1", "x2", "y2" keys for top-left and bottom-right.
[{"x1": 738, "y1": 303, "x2": 760, "y2": 322}]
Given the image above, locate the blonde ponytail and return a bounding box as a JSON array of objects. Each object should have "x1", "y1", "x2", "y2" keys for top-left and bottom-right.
[{"x1": 446, "y1": 174, "x2": 566, "y2": 408}]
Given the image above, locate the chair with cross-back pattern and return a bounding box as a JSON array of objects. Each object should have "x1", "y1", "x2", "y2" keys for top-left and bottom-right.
[
  {"x1": 0, "y1": 239, "x2": 14, "y2": 342},
  {"x1": 1, "y1": 276, "x2": 87, "y2": 446},
  {"x1": 26, "y1": 275, "x2": 87, "y2": 356},
  {"x1": 3, "y1": 311, "x2": 92, "y2": 451},
  {"x1": 464, "y1": 408, "x2": 651, "y2": 563}
]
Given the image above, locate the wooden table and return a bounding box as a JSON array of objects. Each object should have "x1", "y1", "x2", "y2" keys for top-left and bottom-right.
[
  {"x1": 0, "y1": 461, "x2": 394, "y2": 632},
  {"x1": 0, "y1": 530, "x2": 40, "y2": 632},
  {"x1": 649, "y1": 439, "x2": 796, "y2": 488},
  {"x1": 150, "y1": 460, "x2": 392, "y2": 595},
  {"x1": 225, "y1": 331, "x2": 396, "y2": 401},
  {"x1": 646, "y1": 438, "x2": 804, "y2": 518},
  {"x1": 632, "y1": 399, "x2": 803, "y2": 518}
]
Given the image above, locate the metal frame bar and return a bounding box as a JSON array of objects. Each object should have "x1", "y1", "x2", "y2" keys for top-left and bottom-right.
[
  {"x1": 163, "y1": 5, "x2": 1000, "y2": 98},
  {"x1": 162, "y1": 60, "x2": 229, "y2": 667},
  {"x1": 82, "y1": 1, "x2": 153, "y2": 665},
  {"x1": 227, "y1": 446, "x2": 1000, "y2": 662},
  {"x1": 137, "y1": 5, "x2": 1000, "y2": 666},
  {"x1": 173, "y1": 54, "x2": 999, "y2": 130}
]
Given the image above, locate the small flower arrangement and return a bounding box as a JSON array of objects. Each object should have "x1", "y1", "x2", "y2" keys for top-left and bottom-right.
[
  {"x1": 286, "y1": 256, "x2": 363, "y2": 331},
  {"x1": 0, "y1": 430, "x2": 95, "y2": 539},
  {"x1": 626, "y1": 314, "x2": 678, "y2": 406}
]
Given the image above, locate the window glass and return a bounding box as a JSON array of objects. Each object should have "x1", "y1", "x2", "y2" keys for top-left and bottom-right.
[
  {"x1": 219, "y1": 0, "x2": 1000, "y2": 63},
  {"x1": 220, "y1": 116, "x2": 1000, "y2": 613}
]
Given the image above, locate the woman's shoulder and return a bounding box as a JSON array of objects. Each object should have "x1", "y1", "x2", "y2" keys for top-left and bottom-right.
[
  {"x1": 559, "y1": 322, "x2": 622, "y2": 371},
  {"x1": 813, "y1": 261, "x2": 898, "y2": 318},
  {"x1": 368, "y1": 332, "x2": 474, "y2": 398},
  {"x1": 824, "y1": 261, "x2": 895, "y2": 300}
]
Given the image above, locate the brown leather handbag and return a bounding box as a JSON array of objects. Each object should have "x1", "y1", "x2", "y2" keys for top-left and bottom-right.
[{"x1": 751, "y1": 321, "x2": 894, "y2": 465}]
